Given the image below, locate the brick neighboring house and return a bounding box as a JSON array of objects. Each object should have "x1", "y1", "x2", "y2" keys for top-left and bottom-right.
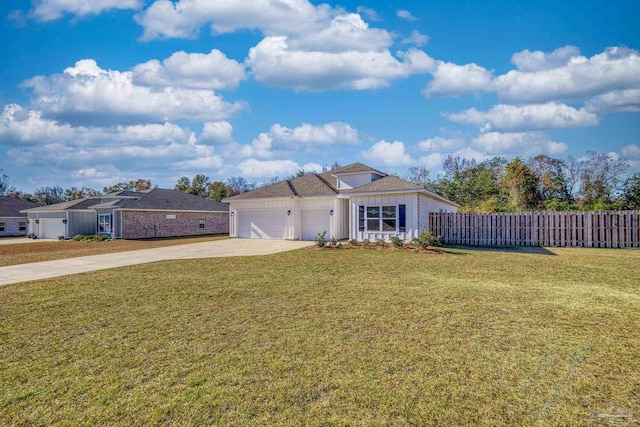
[
  {"x1": 0, "y1": 196, "x2": 39, "y2": 237},
  {"x1": 22, "y1": 188, "x2": 229, "y2": 240}
]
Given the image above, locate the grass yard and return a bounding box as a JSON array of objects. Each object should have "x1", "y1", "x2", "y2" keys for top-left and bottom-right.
[
  {"x1": 1, "y1": 247, "x2": 639, "y2": 425},
  {"x1": 0, "y1": 235, "x2": 227, "y2": 267}
]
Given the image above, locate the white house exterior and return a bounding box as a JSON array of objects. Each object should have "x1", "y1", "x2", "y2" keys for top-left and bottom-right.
[{"x1": 224, "y1": 163, "x2": 458, "y2": 241}]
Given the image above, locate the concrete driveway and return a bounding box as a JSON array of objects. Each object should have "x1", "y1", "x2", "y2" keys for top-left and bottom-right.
[
  {"x1": 0, "y1": 239, "x2": 313, "y2": 287},
  {"x1": 0, "y1": 237, "x2": 58, "y2": 245}
]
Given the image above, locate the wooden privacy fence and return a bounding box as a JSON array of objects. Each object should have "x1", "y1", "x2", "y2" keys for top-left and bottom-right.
[{"x1": 429, "y1": 211, "x2": 640, "y2": 248}]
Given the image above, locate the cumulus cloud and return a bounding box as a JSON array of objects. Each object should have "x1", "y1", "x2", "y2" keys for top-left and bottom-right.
[
  {"x1": 492, "y1": 46, "x2": 640, "y2": 104},
  {"x1": 360, "y1": 140, "x2": 414, "y2": 167},
  {"x1": 402, "y1": 30, "x2": 429, "y2": 46},
  {"x1": 132, "y1": 49, "x2": 247, "y2": 90},
  {"x1": 422, "y1": 61, "x2": 493, "y2": 97},
  {"x1": 269, "y1": 122, "x2": 360, "y2": 145},
  {"x1": 417, "y1": 136, "x2": 467, "y2": 151},
  {"x1": 445, "y1": 102, "x2": 599, "y2": 132},
  {"x1": 622, "y1": 144, "x2": 640, "y2": 159},
  {"x1": 135, "y1": 0, "x2": 334, "y2": 41},
  {"x1": 396, "y1": 10, "x2": 417, "y2": 21},
  {"x1": 511, "y1": 45, "x2": 581, "y2": 72},
  {"x1": 0, "y1": 104, "x2": 74, "y2": 144},
  {"x1": 356, "y1": 6, "x2": 380, "y2": 21},
  {"x1": 27, "y1": 0, "x2": 142, "y2": 22},
  {"x1": 22, "y1": 59, "x2": 245, "y2": 126},
  {"x1": 247, "y1": 36, "x2": 434, "y2": 91},
  {"x1": 585, "y1": 89, "x2": 640, "y2": 113},
  {"x1": 200, "y1": 121, "x2": 234, "y2": 143},
  {"x1": 237, "y1": 159, "x2": 302, "y2": 178},
  {"x1": 472, "y1": 131, "x2": 568, "y2": 156}
]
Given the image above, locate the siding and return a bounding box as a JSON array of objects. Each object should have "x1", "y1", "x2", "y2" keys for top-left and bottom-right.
[
  {"x1": 350, "y1": 193, "x2": 418, "y2": 241},
  {"x1": 417, "y1": 194, "x2": 458, "y2": 232},
  {"x1": 67, "y1": 211, "x2": 97, "y2": 237},
  {"x1": 338, "y1": 174, "x2": 374, "y2": 190}
]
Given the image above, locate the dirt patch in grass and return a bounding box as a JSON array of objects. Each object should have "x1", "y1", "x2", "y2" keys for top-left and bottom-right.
[{"x1": 0, "y1": 235, "x2": 228, "y2": 267}]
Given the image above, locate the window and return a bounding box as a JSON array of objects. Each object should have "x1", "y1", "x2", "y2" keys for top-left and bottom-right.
[
  {"x1": 98, "y1": 214, "x2": 111, "y2": 234},
  {"x1": 0, "y1": 222, "x2": 4, "y2": 232},
  {"x1": 199, "y1": 218, "x2": 205, "y2": 229},
  {"x1": 19, "y1": 221, "x2": 27, "y2": 231},
  {"x1": 361, "y1": 206, "x2": 398, "y2": 232}
]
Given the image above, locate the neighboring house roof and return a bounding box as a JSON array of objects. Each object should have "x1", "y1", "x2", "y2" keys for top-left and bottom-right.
[
  {"x1": 225, "y1": 162, "x2": 458, "y2": 207},
  {"x1": 0, "y1": 196, "x2": 39, "y2": 217},
  {"x1": 22, "y1": 188, "x2": 229, "y2": 213}
]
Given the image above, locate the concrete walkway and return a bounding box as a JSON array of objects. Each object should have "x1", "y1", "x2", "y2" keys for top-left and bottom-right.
[{"x1": 0, "y1": 239, "x2": 313, "y2": 287}]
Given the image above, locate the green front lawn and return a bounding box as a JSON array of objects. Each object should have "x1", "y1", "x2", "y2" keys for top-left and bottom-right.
[{"x1": 1, "y1": 247, "x2": 639, "y2": 425}]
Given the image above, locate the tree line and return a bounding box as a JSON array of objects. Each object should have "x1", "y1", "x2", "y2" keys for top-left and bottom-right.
[
  {"x1": 406, "y1": 151, "x2": 640, "y2": 211},
  {"x1": 2, "y1": 155, "x2": 638, "y2": 210}
]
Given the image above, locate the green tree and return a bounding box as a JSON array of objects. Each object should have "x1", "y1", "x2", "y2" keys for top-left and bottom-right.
[
  {"x1": 64, "y1": 186, "x2": 100, "y2": 201},
  {"x1": 622, "y1": 173, "x2": 640, "y2": 210},
  {"x1": 103, "y1": 179, "x2": 154, "y2": 193},
  {"x1": 529, "y1": 154, "x2": 574, "y2": 210},
  {"x1": 207, "y1": 181, "x2": 229, "y2": 202},
  {"x1": 33, "y1": 185, "x2": 65, "y2": 205},
  {"x1": 503, "y1": 158, "x2": 541, "y2": 211},
  {"x1": 578, "y1": 151, "x2": 628, "y2": 210}
]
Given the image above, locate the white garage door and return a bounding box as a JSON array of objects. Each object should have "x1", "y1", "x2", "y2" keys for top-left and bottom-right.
[
  {"x1": 301, "y1": 209, "x2": 330, "y2": 241},
  {"x1": 40, "y1": 219, "x2": 66, "y2": 239},
  {"x1": 238, "y1": 211, "x2": 286, "y2": 239}
]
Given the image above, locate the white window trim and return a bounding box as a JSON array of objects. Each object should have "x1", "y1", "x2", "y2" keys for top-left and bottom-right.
[{"x1": 98, "y1": 214, "x2": 112, "y2": 234}]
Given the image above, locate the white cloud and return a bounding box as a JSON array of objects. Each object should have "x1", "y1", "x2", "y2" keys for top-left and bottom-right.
[
  {"x1": 472, "y1": 131, "x2": 568, "y2": 156},
  {"x1": 22, "y1": 59, "x2": 245, "y2": 125},
  {"x1": 302, "y1": 162, "x2": 323, "y2": 173},
  {"x1": 356, "y1": 6, "x2": 380, "y2": 21},
  {"x1": 360, "y1": 140, "x2": 414, "y2": 167},
  {"x1": 402, "y1": 30, "x2": 429, "y2": 46},
  {"x1": 135, "y1": 0, "x2": 334, "y2": 41},
  {"x1": 269, "y1": 122, "x2": 360, "y2": 145},
  {"x1": 238, "y1": 133, "x2": 274, "y2": 159},
  {"x1": 175, "y1": 155, "x2": 224, "y2": 170},
  {"x1": 201, "y1": 121, "x2": 234, "y2": 142},
  {"x1": 511, "y1": 45, "x2": 581, "y2": 72},
  {"x1": 132, "y1": 49, "x2": 247, "y2": 90},
  {"x1": 493, "y1": 46, "x2": 640, "y2": 104},
  {"x1": 445, "y1": 102, "x2": 599, "y2": 132},
  {"x1": 396, "y1": 10, "x2": 417, "y2": 21},
  {"x1": 27, "y1": 0, "x2": 141, "y2": 22},
  {"x1": 0, "y1": 104, "x2": 74, "y2": 144},
  {"x1": 237, "y1": 159, "x2": 301, "y2": 178},
  {"x1": 417, "y1": 136, "x2": 466, "y2": 151},
  {"x1": 423, "y1": 61, "x2": 492, "y2": 97},
  {"x1": 247, "y1": 36, "x2": 434, "y2": 91},
  {"x1": 622, "y1": 144, "x2": 640, "y2": 159},
  {"x1": 585, "y1": 89, "x2": 640, "y2": 113},
  {"x1": 288, "y1": 14, "x2": 393, "y2": 52}
]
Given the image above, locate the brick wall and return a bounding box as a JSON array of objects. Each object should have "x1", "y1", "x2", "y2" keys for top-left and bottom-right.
[
  {"x1": 121, "y1": 211, "x2": 229, "y2": 240},
  {"x1": 0, "y1": 217, "x2": 28, "y2": 237}
]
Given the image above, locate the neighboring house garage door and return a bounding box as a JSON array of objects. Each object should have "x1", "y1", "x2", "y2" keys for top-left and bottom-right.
[
  {"x1": 301, "y1": 209, "x2": 330, "y2": 241},
  {"x1": 40, "y1": 219, "x2": 65, "y2": 239},
  {"x1": 238, "y1": 211, "x2": 286, "y2": 239}
]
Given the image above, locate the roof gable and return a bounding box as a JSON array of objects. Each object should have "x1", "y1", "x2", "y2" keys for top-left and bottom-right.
[{"x1": 330, "y1": 162, "x2": 386, "y2": 176}]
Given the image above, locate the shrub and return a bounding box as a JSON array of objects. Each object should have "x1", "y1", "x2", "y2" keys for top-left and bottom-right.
[
  {"x1": 377, "y1": 239, "x2": 386, "y2": 248},
  {"x1": 315, "y1": 231, "x2": 327, "y2": 248},
  {"x1": 348, "y1": 239, "x2": 358, "y2": 246},
  {"x1": 57, "y1": 235, "x2": 64, "y2": 241},
  {"x1": 411, "y1": 231, "x2": 441, "y2": 249},
  {"x1": 391, "y1": 235, "x2": 405, "y2": 249},
  {"x1": 336, "y1": 242, "x2": 343, "y2": 249},
  {"x1": 72, "y1": 234, "x2": 110, "y2": 242},
  {"x1": 362, "y1": 238, "x2": 370, "y2": 248}
]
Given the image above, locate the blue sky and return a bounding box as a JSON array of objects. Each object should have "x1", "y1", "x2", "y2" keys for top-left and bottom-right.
[{"x1": 1, "y1": 0, "x2": 639, "y2": 192}]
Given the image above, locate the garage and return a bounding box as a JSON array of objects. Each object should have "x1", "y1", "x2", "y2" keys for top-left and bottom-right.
[
  {"x1": 238, "y1": 211, "x2": 286, "y2": 239},
  {"x1": 301, "y1": 209, "x2": 331, "y2": 241},
  {"x1": 39, "y1": 219, "x2": 66, "y2": 239}
]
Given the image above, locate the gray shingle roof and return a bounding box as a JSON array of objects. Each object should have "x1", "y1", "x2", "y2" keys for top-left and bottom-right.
[
  {"x1": 330, "y1": 162, "x2": 386, "y2": 176},
  {"x1": 22, "y1": 189, "x2": 228, "y2": 213},
  {"x1": 0, "y1": 196, "x2": 39, "y2": 217},
  {"x1": 342, "y1": 175, "x2": 423, "y2": 193},
  {"x1": 226, "y1": 172, "x2": 339, "y2": 201}
]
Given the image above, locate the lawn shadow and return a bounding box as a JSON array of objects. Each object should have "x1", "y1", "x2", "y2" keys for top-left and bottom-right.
[{"x1": 444, "y1": 245, "x2": 557, "y2": 256}]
